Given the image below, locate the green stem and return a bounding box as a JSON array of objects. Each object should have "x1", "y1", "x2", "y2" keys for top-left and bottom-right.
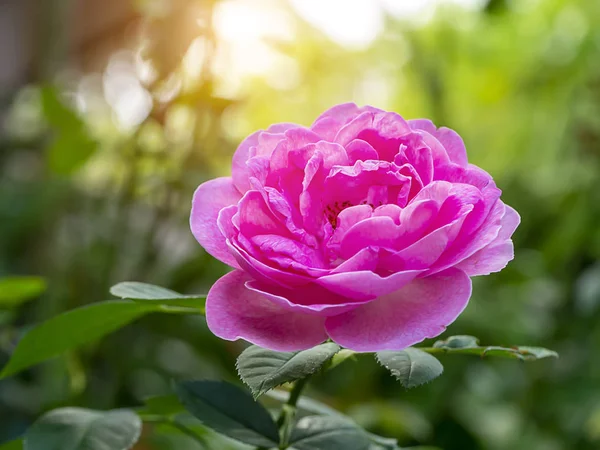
[
  {"x1": 254, "y1": 377, "x2": 310, "y2": 450},
  {"x1": 276, "y1": 377, "x2": 309, "y2": 449}
]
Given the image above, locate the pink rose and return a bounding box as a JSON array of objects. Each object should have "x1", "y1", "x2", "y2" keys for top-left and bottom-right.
[{"x1": 191, "y1": 104, "x2": 519, "y2": 352}]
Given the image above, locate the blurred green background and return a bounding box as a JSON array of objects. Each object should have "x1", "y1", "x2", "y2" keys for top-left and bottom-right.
[{"x1": 1, "y1": 0, "x2": 600, "y2": 449}]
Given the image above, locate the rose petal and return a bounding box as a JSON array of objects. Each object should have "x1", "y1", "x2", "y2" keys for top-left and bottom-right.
[
  {"x1": 455, "y1": 205, "x2": 519, "y2": 276},
  {"x1": 325, "y1": 269, "x2": 472, "y2": 351},
  {"x1": 316, "y1": 269, "x2": 424, "y2": 300},
  {"x1": 312, "y1": 103, "x2": 383, "y2": 141},
  {"x1": 190, "y1": 177, "x2": 241, "y2": 268},
  {"x1": 228, "y1": 239, "x2": 313, "y2": 288},
  {"x1": 339, "y1": 216, "x2": 402, "y2": 259},
  {"x1": 435, "y1": 127, "x2": 468, "y2": 167},
  {"x1": 206, "y1": 270, "x2": 327, "y2": 351},
  {"x1": 245, "y1": 280, "x2": 367, "y2": 316}
]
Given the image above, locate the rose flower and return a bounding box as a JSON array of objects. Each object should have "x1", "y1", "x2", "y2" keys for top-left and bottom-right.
[{"x1": 191, "y1": 104, "x2": 519, "y2": 352}]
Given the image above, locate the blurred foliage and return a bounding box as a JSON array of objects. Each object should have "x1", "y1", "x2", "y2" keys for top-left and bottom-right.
[{"x1": 1, "y1": 0, "x2": 600, "y2": 449}]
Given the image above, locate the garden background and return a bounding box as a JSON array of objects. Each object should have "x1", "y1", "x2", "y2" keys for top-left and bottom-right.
[{"x1": 1, "y1": 0, "x2": 600, "y2": 449}]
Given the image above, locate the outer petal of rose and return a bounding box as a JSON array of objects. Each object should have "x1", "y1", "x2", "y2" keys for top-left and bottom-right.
[
  {"x1": 325, "y1": 269, "x2": 472, "y2": 352},
  {"x1": 190, "y1": 177, "x2": 241, "y2": 268},
  {"x1": 455, "y1": 205, "x2": 520, "y2": 276},
  {"x1": 231, "y1": 123, "x2": 298, "y2": 192},
  {"x1": 245, "y1": 280, "x2": 368, "y2": 316},
  {"x1": 206, "y1": 270, "x2": 328, "y2": 351},
  {"x1": 435, "y1": 127, "x2": 468, "y2": 167},
  {"x1": 408, "y1": 118, "x2": 437, "y2": 134},
  {"x1": 431, "y1": 199, "x2": 505, "y2": 274},
  {"x1": 316, "y1": 269, "x2": 424, "y2": 301}
]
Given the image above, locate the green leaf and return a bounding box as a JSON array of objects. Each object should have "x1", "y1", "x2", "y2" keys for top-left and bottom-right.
[
  {"x1": 433, "y1": 335, "x2": 479, "y2": 349},
  {"x1": 376, "y1": 348, "x2": 444, "y2": 389},
  {"x1": 266, "y1": 390, "x2": 398, "y2": 449},
  {"x1": 516, "y1": 346, "x2": 559, "y2": 360},
  {"x1": 328, "y1": 349, "x2": 357, "y2": 371},
  {"x1": 0, "y1": 276, "x2": 46, "y2": 308},
  {"x1": 40, "y1": 85, "x2": 97, "y2": 175},
  {"x1": 174, "y1": 380, "x2": 279, "y2": 447},
  {"x1": 289, "y1": 416, "x2": 372, "y2": 450},
  {"x1": 24, "y1": 408, "x2": 141, "y2": 450},
  {"x1": 0, "y1": 440, "x2": 22, "y2": 450},
  {"x1": 110, "y1": 282, "x2": 205, "y2": 312},
  {"x1": 47, "y1": 131, "x2": 97, "y2": 175},
  {"x1": 0, "y1": 301, "x2": 161, "y2": 379},
  {"x1": 426, "y1": 336, "x2": 558, "y2": 361},
  {"x1": 237, "y1": 343, "x2": 340, "y2": 398},
  {"x1": 139, "y1": 395, "x2": 185, "y2": 418},
  {"x1": 368, "y1": 434, "x2": 399, "y2": 449}
]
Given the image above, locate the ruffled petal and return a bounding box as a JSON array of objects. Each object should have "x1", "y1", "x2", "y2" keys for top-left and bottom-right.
[
  {"x1": 190, "y1": 177, "x2": 241, "y2": 268},
  {"x1": 206, "y1": 270, "x2": 328, "y2": 351},
  {"x1": 409, "y1": 119, "x2": 468, "y2": 167},
  {"x1": 232, "y1": 123, "x2": 299, "y2": 192},
  {"x1": 311, "y1": 103, "x2": 383, "y2": 141},
  {"x1": 325, "y1": 269, "x2": 472, "y2": 351}
]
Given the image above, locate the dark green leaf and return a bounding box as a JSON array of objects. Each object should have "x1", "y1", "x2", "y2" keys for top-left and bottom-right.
[
  {"x1": 0, "y1": 276, "x2": 46, "y2": 308},
  {"x1": 376, "y1": 348, "x2": 443, "y2": 389},
  {"x1": 266, "y1": 391, "x2": 397, "y2": 449},
  {"x1": 175, "y1": 380, "x2": 279, "y2": 447},
  {"x1": 110, "y1": 282, "x2": 205, "y2": 312},
  {"x1": 0, "y1": 301, "x2": 161, "y2": 379},
  {"x1": 289, "y1": 416, "x2": 372, "y2": 450},
  {"x1": 24, "y1": 408, "x2": 141, "y2": 450},
  {"x1": 237, "y1": 343, "x2": 340, "y2": 398}
]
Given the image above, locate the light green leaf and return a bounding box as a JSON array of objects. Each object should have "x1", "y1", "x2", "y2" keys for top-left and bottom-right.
[
  {"x1": 328, "y1": 349, "x2": 357, "y2": 371},
  {"x1": 289, "y1": 416, "x2": 372, "y2": 450},
  {"x1": 0, "y1": 277, "x2": 46, "y2": 308},
  {"x1": 376, "y1": 348, "x2": 443, "y2": 389},
  {"x1": 175, "y1": 380, "x2": 280, "y2": 447},
  {"x1": 24, "y1": 408, "x2": 141, "y2": 450},
  {"x1": 515, "y1": 346, "x2": 559, "y2": 360},
  {"x1": 47, "y1": 131, "x2": 97, "y2": 175},
  {"x1": 0, "y1": 301, "x2": 161, "y2": 379},
  {"x1": 41, "y1": 85, "x2": 97, "y2": 175},
  {"x1": 433, "y1": 335, "x2": 479, "y2": 349},
  {"x1": 110, "y1": 282, "x2": 205, "y2": 312},
  {"x1": 237, "y1": 343, "x2": 340, "y2": 398}
]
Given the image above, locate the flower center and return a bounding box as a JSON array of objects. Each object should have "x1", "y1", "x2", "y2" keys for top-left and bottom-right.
[{"x1": 324, "y1": 199, "x2": 383, "y2": 228}]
